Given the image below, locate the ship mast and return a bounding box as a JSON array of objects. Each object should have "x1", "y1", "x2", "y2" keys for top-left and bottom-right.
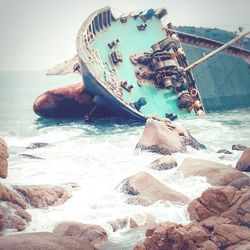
[{"x1": 184, "y1": 31, "x2": 250, "y2": 72}]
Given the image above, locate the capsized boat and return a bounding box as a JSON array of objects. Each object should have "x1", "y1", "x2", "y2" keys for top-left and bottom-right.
[{"x1": 76, "y1": 7, "x2": 250, "y2": 121}]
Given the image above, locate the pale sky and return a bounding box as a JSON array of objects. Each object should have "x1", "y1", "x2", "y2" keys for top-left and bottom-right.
[{"x1": 0, "y1": 0, "x2": 249, "y2": 70}]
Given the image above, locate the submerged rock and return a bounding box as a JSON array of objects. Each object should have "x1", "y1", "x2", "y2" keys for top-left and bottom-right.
[
  {"x1": 0, "y1": 232, "x2": 95, "y2": 250},
  {"x1": 232, "y1": 144, "x2": 247, "y2": 151},
  {"x1": 148, "y1": 155, "x2": 177, "y2": 170},
  {"x1": 0, "y1": 138, "x2": 8, "y2": 178},
  {"x1": 108, "y1": 217, "x2": 139, "y2": 232},
  {"x1": 217, "y1": 149, "x2": 232, "y2": 154},
  {"x1": 14, "y1": 185, "x2": 71, "y2": 208},
  {"x1": 53, "y1": 222, "x2": 107, "y2": 248},
  {"x1": 18, "y1": 154, "x2": 45, "y2": 160},
  {"x1": 236, "y1": 148, "x2": 250, "y2": 172},
  {"x1": 135, "y1": 119, "x2": 201, "y2": 155},
  {"x1": 176, "y1": 157, "x2": 247, "y2": 186},
  {"x1": 26, "y1": 142, "x2": 54, "y2": 150},
  {"x1": 120, "y1": 171, "x2": 189, "y2": 205}
]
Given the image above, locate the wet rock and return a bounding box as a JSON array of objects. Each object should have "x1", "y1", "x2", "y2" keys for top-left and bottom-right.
[
  {"x1": 232, "y1": 144, "x2": 247, "y2": 151},
  {"x1": 53, "y1": 222, "x2": 107, "y2": 248},
  {"x1": 139, "y1": 222, "x2": 210, "y2": 250},
  {"x1": 126, "y1": 195, "x2": 152, "y2": 206},
  {"x1": 26, "y1": 142, "x2": 54, "y2": 149},
  {"x1": 0, "y1": 184, "x2": 26, "y2": 209},
  {"x1": 236, "y1": 148, "x2": 250, "y2": 172},
  {"x1": 212, "y1": 224, "x2": 250, "y2": 249},
  {"x1": 33, "y1": 82, "x2": 111, "y2": 118},
  {"x1": 19, "y1": 154, "x2": 45, "y2": 160},
  {"x1": 108, "y1": 217, "x2": 138, "y2": 232},
  {"x1": 0, "y1": 138, "x2": 8, "y2": 178},
  {"x1": 135, "y1": 119, "x2": 200, "y2": 155},
  {"x1": 176, "y1": 157, "x2": 247, "y2": 186},
  {"x1": 14, "y1": 185, "x2": 71, "y2": 208},
  {"x1": 148, "y1": 155, "x2": 177, "y2": 170},
  {"x1": 0, "y1": 202, "x2": 31, "y2": 232},
  {"x1": 47, "y1": 55, "x2": 80, "y2": 75},
  {"x1": 228, "y1": 177, "x2": 250, "y2": 190},
  {"x1": 120, "y1": 171, "x2": 189, "y2": 205},
  {"x1": 187, "y1": 186, "x2": 250, "y2": 226},
  {"x1": 0, "y1": 232, "x2": 95, "y2": 250},
  {"x1": 217, "y1": 149, "x2": 232, "y2": 154}
]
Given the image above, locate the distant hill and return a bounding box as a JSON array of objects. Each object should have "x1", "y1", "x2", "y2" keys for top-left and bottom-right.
[{"x1": 176, "y1": 26, "x2": 250, "y2": 50}]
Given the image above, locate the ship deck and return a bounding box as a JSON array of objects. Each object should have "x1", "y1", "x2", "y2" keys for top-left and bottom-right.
[{"x1": 92, "y1": 15, "x2": 192, "y2": 118}]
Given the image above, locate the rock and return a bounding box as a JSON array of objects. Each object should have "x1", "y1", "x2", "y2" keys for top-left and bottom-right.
[
  {"x1": 232, "y1": 144, "x2": 247, "y2": 151},
  {"x1": 0, "y1": 184, "x2": 26, "y2": 209},
  {"x1": 26, "y1": 142, "x2": 54, "y2": 149},
  {"x1": 228, "y1": 177, "x2": 250, "y2": 190},
  {"x1": 0, "y1": 138, "x2": 8, "y2": 178},
  {"x1": 135, "y1": 119, "x2": 200, "y2": 155},
  {"x1": 33, "y1": 82, "x2": 112, "y2": 119},
  {"x1": 53, "y1": 222, "x2": 107, "y2": 248},
  {"x1": 225, "y1": 241, "x2": 250, "y2": 250},
  {"x1": 126, "y1": 195, "x2": 152, "y2": 206},
  {"x1": 0, "y1": 232, "x2": 95, "y2": 250},
  {"x1": 140, "y1": 222, "x2": 210, "y2": 250},
  {"x1": 0, "y1": 202, "x2": 31, "y2": 232},
  {"x1": 236, "y1": 148, "x2": 250, "y2": 172},
  {"x1": 14, "y1": 185, "x2": 71, "y2": 208},
  {"x1": 148, "y1": 156, "x2": 177, "y2": 170},
  {"x1": 19, "y1": 154, "x2": 45, "y2": 160},
  {"x1": 187, "y1": 186, "x2": 250, "y2": 226},
  {"x1": 108, "y1": 217, "x2": 138, "y2": 232},
  {"x1": 47, "y1": 55, "x2": 80, "y2": 75},
  {"x1": 217, "y1": 149, "x2": 233, "y2": 154},
  {"x1": 212, "y1": 224, "x2": 250, "y2": 249},
  {"x1": 120, "y1": 171, "x2": 189, "y2": 205},
  {"x1": 176, "y1": 157, "x2": 247, "y2": 186}
]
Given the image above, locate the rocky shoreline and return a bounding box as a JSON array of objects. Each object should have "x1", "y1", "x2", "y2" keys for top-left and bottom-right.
[{"x1": 0, "y1": 119, "x2": 249, "y2": 249}]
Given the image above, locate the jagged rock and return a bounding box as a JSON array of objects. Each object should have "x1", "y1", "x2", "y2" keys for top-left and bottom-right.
[
  {"x1": 19, "y1": 154, "x2": 45, "y2": 160},
  {"x1": 120, "y1": 171, "x2": 189, "y2": 205},
  {"x1": 14, "y1": 185, "x2": 71, "y2": 208},
  {"x1": 53, "y1": 222, "x2": 107, "y2": 248},
  {"x1": 0, "y1": 138, "x2": 8, "y2": 178},
  {"x1": 212, "y1": 224, "x2": 250, "y2": 249},
  {"x1": 217, "y1": 149, "x2": 232, "y2": 154},
  {"x1": 232, "y1": 144, "x2": 247, "y2": 151},
  {"x1": 135, "y1": 119, "x2": 200, "y2": 155},
  {"x1": 148, "y1": 155, "x2": 177, "y2": 170},
  {"x1": 228, "y1": 177, "x2": 250, "y2": 190},
  {"x1": 47, "y1": 55, "x2": 80, "y2": 75},
  {"x1": 0, "y1": 184, "x2": 26, "y2": 209},
  {"x1": 26, "y1": 142, "x2": 54, "y2": 149},
  {"x1": 236, "y1": 148, "x2": 250, "y2": 172},
  {"x1": 188, "y1": 186, "x2": 250, "y2": 226},
  {"x1": 176, "y1": 157, "x2": 247, "y2": 186},
  {"x1": 0, "y1": 232, "x2": 95, "y2": 250}
]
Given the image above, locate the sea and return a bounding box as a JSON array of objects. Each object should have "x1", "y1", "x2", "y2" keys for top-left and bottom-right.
[{"x1": 0, "y1": 71, "x2": 249, "y2": 249}]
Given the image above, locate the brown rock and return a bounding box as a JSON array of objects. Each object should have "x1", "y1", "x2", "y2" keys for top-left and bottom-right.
[
  {"x1": 135, "y1": 119, "x2": 200, "y2": 155},
  {"x1": 108, "y1": 217, "x2": 138, "y2": 232},
  {"x1": 212, "y1": 224, "x2": 250, "y2": 249},
  {"x1": 177, "y1": 157, "x2": 247, "y2": 186},
  {"x1": 197, "y1": 240, "x2": 218, "y2": 250},
  {"x1": 225, "y1": 241, "x2": 250, "y2": 250},
  {"x1": 148, "y1": 155, "x2": 177, "y2": 170},
  {"x1": 53, "y1": 222, "x2": 107, "y2": 248},
  {"x1": 0, "y1": 232, "x2": 95, "y2": 250},
  {"x1": 0, "y1": 184, "x2": 26, "y2": 209},
  {"x1": 228, "y1": 177, "x2": 250, "y2": 189},
  {"x1": 120, "y1": 171, "x2": 189, "y2": 205},
  {"x1": 0, "y1": 138, "x2": 8, "y2": 178},
  {"x1": 236, "y1": 148, "x2": 250, "y2": 172},
  {"x1": 14, "y1": 185, "x2": 71, "y2": 208}
]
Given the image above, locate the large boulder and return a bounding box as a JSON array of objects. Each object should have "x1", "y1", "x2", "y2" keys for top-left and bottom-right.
[
  {"x1": 53, "y1": 222, "x2": 108, "y2": 248},
  {"x1": 228, "y1": 177, "x2": 250, "y2": 190},
  {"x1": 0, "y1": 232, "x2": 95, "y2": 250},
  {"x1": 188, "y1": 186, "x2": 250, "y2": 227},
  {"x1": 176, "y1": 157, "x2": 247, "y2": 186},
  {"x1": 14, "y1": 185, "x2": 71, "y2": 208},
  {"x1": 148, "y1": 155, "x2": 177, "y2": 171},
  {"x1": 120, "y1": 171, "x2": 189, "y2": 205},
  {"x1": 135, "y1": 118, "x2": 200, "y2": 155},
  {"x1": 236, "y1": 148, "x2": 250, "y2": 172},
  {"x1": 0, "y1": 138, "x2": 8, "y2": 178},
  {"x1": 33, "y1": 83, "x2": 94, "y2": 118}
]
